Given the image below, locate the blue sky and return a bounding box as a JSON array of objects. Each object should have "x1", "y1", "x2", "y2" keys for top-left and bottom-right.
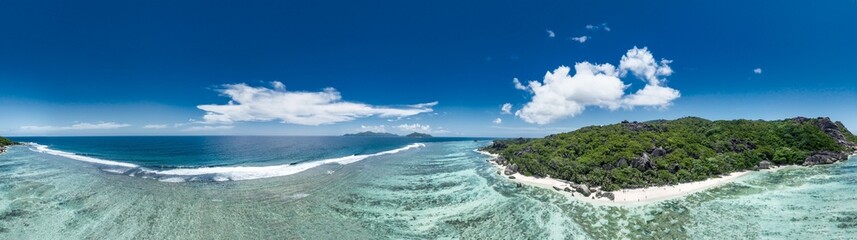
[{"x1": 1, "y1": 0, "x2": 855, "y2": 137}]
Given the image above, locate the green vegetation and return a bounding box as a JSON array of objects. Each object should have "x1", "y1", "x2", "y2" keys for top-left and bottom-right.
[
  {"x1": 482, "y1": 117, "x2": 856, "y2": 191},
  {"x1": 405, "y1": 132, "x2": 432, "y2": 138},
  {"x1": 0, "y1": 136, "x2": 15, "y2": 147}
]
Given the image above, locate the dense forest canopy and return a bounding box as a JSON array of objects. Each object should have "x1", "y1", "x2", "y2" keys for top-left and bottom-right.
[{"x1": 482, "y1": 117, "x2": 857, "y2": 191}]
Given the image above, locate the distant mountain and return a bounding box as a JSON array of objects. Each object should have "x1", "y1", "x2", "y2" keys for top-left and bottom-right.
[
  {"x1": 343, "y1": 131, "x2": 399, "y2": 137},
  {"x1": 405, "y1": 132, "x2": 432, "y2": 138}
]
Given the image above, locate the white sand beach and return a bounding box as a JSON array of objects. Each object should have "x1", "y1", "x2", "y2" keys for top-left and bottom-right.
[{"x1": 476, "y1": 149, "x2": 783, "y2": 206}]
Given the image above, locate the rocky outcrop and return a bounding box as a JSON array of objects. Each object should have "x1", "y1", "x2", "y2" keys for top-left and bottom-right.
[
  {"x1": 803, "y1": 151, "x2": 849, "y2": 166},
  {"x1": 504, "y1": 164, "x2": 519, "y2": 175},
  {"x1": 601, "y1": 192, "x2": 615, "y2": 201},
  {"x1": 670, "y1": 163, "x2": 681, "y2": 173},
  {"x1": 631, "y1": 153, "x2": 655, "y2": 171},
  {"x1": 758, "y1": 160, "x2": 772, "y2": 169},
  {"x1": 651, "y1": 147, "x2": 667, "y2": 157},
  {"x1": 573, "y1": 184, "x2": 591, "y2": 197},
  {"x1": 791, "y1": 117, "x2": 857, "y2": 150}
]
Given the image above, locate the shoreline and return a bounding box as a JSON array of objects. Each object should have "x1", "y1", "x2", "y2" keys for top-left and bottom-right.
[{"x1": 475, "y1": 149, "x2": 785, "y2": 206}]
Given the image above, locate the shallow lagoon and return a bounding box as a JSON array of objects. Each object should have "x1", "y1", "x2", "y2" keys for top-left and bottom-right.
[{"x1": 1, "y1": 138, "x2": 855, "y2": 239}]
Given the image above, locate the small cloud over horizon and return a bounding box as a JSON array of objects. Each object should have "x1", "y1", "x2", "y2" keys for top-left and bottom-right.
[{"x1": 20, "y1": 122, "x2": 131, "y2": 132}]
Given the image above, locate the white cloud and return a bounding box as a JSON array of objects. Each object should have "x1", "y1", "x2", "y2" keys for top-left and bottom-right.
[
  {"x1": 197, "y1": 82, "x2": 436, "y2": 126},
  {"x1": 546, "y1": 29, "x2": 555, "y2": 38},
  {"x1": 571, "y1": 36, "x2": 589, "y2": 43},
  {"x1": 393, "y1": 123, "x2": 449, "y2": 134},
  {"x1": 20, "y1": 122, "x2": 131, "y2": 132},
  {"x1": 586, "y1": 23, "x2": 611, "y2": 31},
  {"x1": 514, "y1": 46, "x2": 680, "y2": 124},
  {"x1": 360, "y1": 125, "x2": 387, "y2": 132},
  {"x1": 271, "y1": 81, "x2": 286, "y2": 90},
  {"x1": 493, "y1": 118, "x2": 502, "y2": 124},
  {"x1": 143, "y1": 124, "x2": 168, "y2": 129},
  {"x1": 754, "y1": 68, "x2": 762, "y2": 74},
  {"x1": 182, "y1": 125, "x2": 234, "y2": 132},
  {"x1": 396, "y1": 123, "x2": 431, "y2": 132},
  {"x1": 501, "y1": 103, "x2": 513, "y2": 114},
  {"x1": 618, "y1": 47, "x2": 673, "y2": 85},
  {"x1": 513, "y1": 78, "x2": 528, "y2": 91}
]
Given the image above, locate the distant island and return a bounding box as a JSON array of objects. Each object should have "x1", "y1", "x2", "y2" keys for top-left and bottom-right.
[
  {"x1": 0, "y1": 136, "x2": 18, "y2": 154},
  {"x1": 405, "y1": 132, "x2": 432, "y2": 138},
  {"x1": 343, "y1": 131, "x2": 433, "y2": 138},
  {"x1": 481, "y1": 117, "x2": 857, "y2": 194},
  {"x1": 343, "y1": 131, "x2": 400, "y2": 137}
]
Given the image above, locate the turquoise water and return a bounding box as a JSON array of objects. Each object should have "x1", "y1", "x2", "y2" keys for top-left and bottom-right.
[{"x1": 1, "y1": 137, "x2": 856, "y2": 239}]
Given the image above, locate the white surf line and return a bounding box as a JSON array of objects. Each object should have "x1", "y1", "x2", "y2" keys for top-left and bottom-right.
[
  {"x1": 149, "y1": 143, "x2": 426, "y2": 181},
  {"x1": 28, "y1": 142, "x2": 139, "y2": 168}
]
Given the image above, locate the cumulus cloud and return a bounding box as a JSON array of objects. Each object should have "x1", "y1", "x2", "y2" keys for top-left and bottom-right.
[
  {"x1": 501, "y1": 103, "x2": 513, "y2": 114},
  {"x1": 360, "y1": 125, "x2": 387, "y2": 132},
  {"x1": 197, "y1": 83, "x2": 436, "y2": 126},
  {"x1": 493, "y1": 118, "x2": 502, "y2": 124},
  {"x1": 182, "y1": 125, "x2": 234, "y2": 132},
  {"x1": 571, "y1": 36, "x2": 589, "y2": 43},
  {"x1": 143, "y1": 124, "x2": 168, "y2": 129},
  {"x1": 514, "y1": 46, "x2": 680, "y2": 124},
  {"x1": 20, "y1": 122, "x2": 131, "y2": 132},
  {"x1": 546, "y1": 29, "x2": 556, "y2": 38},
  {"x1": 513, "y1": 78, "x2": 528, "y2": 91},
  {"x1": 754, "y1": 68, "x2": 762, "y2": 74},
  {"x1": 586, "y1": 23, "x2": 611, "y2": 31}
]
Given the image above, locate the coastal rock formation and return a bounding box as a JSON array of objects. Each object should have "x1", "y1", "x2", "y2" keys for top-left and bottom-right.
[
  {"x1": 574, "y1": 184, "x2": 591, "y2": 197},
  {"x1": 601, "y1": 192, "x2": 615, "y2": 201},
  {"x1": 792, "y1": 117, "x2": 857, "y2": 150},
  {"x1": 803, "y1": 151, "x2": 848, "y2": 166},
  {"x1": 758, "y1": 161, "x2": 772, "y2": 169},
  {"x1": 504, "y1": 164, "x2": 519, "y2": 175}
]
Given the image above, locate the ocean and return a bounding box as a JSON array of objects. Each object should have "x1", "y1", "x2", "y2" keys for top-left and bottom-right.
[{"x1": 1, "y1": 136, "x2": 855, "y2": 239}]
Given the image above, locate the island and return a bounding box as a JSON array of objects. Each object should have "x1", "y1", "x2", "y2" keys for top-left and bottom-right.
[
  {"x1": 480, "y1": 117, "x2": 857, "y2": 201},
  {"x1": 343, "y1": 131, "x2": 400, "y2": 137},
  {"x1": 0, "y1": 136, "x2": 18, "y2": 154},
  {"x1": 405, "y1": 132, "x2": 432, "y2": 138}
]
